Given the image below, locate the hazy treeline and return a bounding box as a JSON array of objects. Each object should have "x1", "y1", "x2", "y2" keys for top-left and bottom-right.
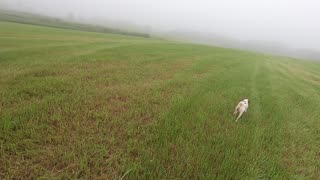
[{"x1": 0, "y1": 10, "x2": 150, "y2": 38}]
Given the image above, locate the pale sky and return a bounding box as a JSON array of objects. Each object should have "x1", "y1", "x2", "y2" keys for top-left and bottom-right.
[{"x1": 1, "y1": 0, "x2": 320, "y2": 51}]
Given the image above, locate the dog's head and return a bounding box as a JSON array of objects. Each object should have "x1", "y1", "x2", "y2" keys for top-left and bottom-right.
[{"x1": 243, "y1": 98, "x2": 249, "y2": 104}]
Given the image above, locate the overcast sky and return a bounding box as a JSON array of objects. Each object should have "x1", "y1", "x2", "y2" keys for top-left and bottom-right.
[{"x1": 1, "y1": 0, "x2": 320, "y2": 50}]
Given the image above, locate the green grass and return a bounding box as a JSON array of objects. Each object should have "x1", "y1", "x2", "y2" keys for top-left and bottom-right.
[{"x1": 0, "y1": 21, "x2": 319, "y2": 179}]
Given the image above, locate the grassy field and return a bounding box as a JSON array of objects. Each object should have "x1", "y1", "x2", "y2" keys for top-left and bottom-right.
[
  {"x1": 0, "y1": 9, "x2": 150, "y2": 38},
  {"x1": 0, "y1": 21, "x2": 319, "y2": 179}
]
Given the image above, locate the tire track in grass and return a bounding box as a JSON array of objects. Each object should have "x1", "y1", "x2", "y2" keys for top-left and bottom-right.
[
  {"x1": 245, "y1": 58, "x2": 265, "y2": 178},
  {"x1": 218, "y1": 58, "x2": 267, "y2": 179},
  {"x1": 238, "y1": 59, "x2": 289, "y2": 179},
  {"x1": 271, "y1": 61, "x2": 320, "y2": 178},
  {"x1": 256, "y1": 59, "x2": 320, "y2": 178}
]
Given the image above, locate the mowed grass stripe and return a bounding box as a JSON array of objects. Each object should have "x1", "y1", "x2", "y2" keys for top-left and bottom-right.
[
  {"x1": 132, "y1": 56, "x2": 283, "y2": 178},
  {"x1": 0, "y1": 21, "x2": 319, "y2": 179}
]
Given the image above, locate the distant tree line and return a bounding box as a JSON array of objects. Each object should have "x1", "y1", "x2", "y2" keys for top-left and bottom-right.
[{"x1": 0, "y1": 10, "x2": 150, "y2": 38}]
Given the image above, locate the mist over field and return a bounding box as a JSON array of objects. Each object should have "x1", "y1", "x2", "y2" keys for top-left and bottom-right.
[
  {"x1": 1, "y1": 1, "x2": 320, "y2": 179},
  {"x1": 1, "y1": 0, "x2": 320, "y2": 59}
]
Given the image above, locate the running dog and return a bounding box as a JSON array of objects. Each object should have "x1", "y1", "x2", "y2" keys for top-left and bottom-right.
[{"x1": 233, "y1": 99, "x2": 249, "y2": 122}]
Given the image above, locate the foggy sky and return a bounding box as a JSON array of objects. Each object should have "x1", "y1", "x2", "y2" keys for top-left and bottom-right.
[{"x1": 1, "y1": 0, "x2": 320, "y2": 51}]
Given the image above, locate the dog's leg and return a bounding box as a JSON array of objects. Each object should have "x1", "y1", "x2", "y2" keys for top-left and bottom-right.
[
  {"x1": 236, "y1": 111, "x2": 244, "y2": 122},
  {"x1": 233, "y1": 108, "x2": 238, "y2": 115},
  {"x1": 234, "y1": 104, "x2": 240, "y2": 115}
]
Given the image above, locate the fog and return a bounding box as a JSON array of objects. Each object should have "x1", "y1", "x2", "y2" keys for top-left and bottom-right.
[{"x1": 1, "y1": 0, "x2": 320, "y2": 59}]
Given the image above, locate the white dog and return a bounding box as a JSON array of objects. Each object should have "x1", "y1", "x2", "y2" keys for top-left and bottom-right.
[{"x1": 233, "y1": 99, "x2": 249, "y2": 122}]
